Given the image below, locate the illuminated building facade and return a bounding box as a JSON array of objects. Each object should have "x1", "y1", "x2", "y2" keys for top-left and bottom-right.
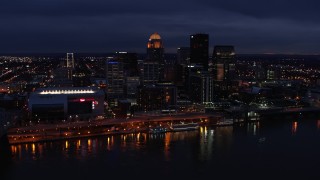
[
  {"x1": 137, "y1": 83, "x2": 177, "y2": 111},
  {"x1": 105, "y1": 58, "x2": 125, "y2": 102},
  {"x1": 146, "y1": 32, "x2": 164, "y2": 63},
  {"x1": 266, "y1": 65, "x2": 281, "y2": 80},
  {"x1": 141, "y1": 62, "x2": 160, "y2": 85},
  {"x1": 189, "y1": 71, "x2": 214, "y2": 104},
  {"x1": 126, "y1": 76, "x2": 140, "y2": 100},
  {"x1": 66, "y1": 53, "x2": 75, "y2": 68},
  {"x1": 28, "y1": 87, "x2": 105, "y2": 122},
  {"x1": 212, "y1": 46, "x2": 237, "y2": 98},
  {"x1": 212, "y1": 46, "x2": 236, "y2": 81},
  {"x1": 190, "y1": 34, "x2": 209, "y2": 70},
  {"x1": 146, "y1": 33, "x2": 165, "y2": 81}
]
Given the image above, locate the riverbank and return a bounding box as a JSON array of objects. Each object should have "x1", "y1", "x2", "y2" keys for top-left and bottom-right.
[
  {"x1": 7, "y1": 112, "x2": 224, "y2": 144},
  {"x1": 8, "y1": 128, "x2": 148, "y2": 145}
]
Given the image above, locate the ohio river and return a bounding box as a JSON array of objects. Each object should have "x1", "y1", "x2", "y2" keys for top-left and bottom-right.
[{"x1": 1, "y1": 119, "x2": 320, "y2": 179}]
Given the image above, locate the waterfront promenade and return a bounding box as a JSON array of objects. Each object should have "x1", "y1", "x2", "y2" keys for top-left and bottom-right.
[
  {"x1": 7, "y1": 112, "x2": 222, "y2": 144},
  {"x1": 7, "y1": 106, "x2": 320, "y2": 144}
]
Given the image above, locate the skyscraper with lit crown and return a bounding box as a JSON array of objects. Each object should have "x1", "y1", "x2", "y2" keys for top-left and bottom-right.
[
  {"x1": 143, "y1": 33, "x2": 165, "y2": 84},
  {"x1": 146, "y1": 32, "x2": 164, "y2": 63}
]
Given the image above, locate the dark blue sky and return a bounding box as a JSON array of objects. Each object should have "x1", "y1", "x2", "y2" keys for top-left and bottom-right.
[{"x1": 1, "y1": 0, "x2": 320, "y2": 54}]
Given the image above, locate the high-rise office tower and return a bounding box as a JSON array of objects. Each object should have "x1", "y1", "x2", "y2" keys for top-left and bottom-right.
[
  {"x1": 146, "y1": 32, "x2": 164, "y2": 63},
  {"x1": 105, "y1": 58, "x2": 124, "y2": 105},
  {"x1": 66, "y1": 53, "x2": 75, "y2": 68},
  {"x1": 184, "y1": 64, "x2": 204, "y2": 94},
  {"x1": 115, "y1": 52, "x2": 138, "y2": 76},
  {"x1": 189, "y1": 71, "x2": 214, "y2": 104},
  {"x1": 126, "y1": 76, "x2": 140, "y2": 99},
  {"x1": 141, "y1": 62, "x2": 160, "y2": 85},
  {"x1": 145, "y1": 32, "x2": 164, "y2": 82},
  {"x1": 190, "y1": 34, "x2": 209, "y2": 70},
  {"x1": 212, "y1": 46, "x2": 236, "y2": 81},
  {"x1": 137, "y1": 82, "x2": 177, "y2": 111},
  {"x1": 212, "y1": 46, "x2": 236, "y2": 99}
]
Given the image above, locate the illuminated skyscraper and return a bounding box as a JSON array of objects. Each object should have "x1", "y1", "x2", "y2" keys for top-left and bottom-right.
[
  {"x1": 212, "y1": 46, "x2": 236, "y2": 81},
  {"x1": 141, "y1": 62, "x2": 160, "y2": 85},
  {"x1": 66, "y1": 53, "x2": 75, "y2": 68},
  {"x1": 137, "y1": 82, "x2": 177, "y2": 111},
  {"x1": 146, "y1": 32, "x2": 164, "y2": 63},
  {"x1": 190, "y1": 34, "x2": 209, "y2": 70},
  {"x1": 189, "y1": 71, "x2": 214, "y2": 104},
  {"x1": 212, "y1": 46, "x2": 236, "y2": 99},
  {"x1": 105, "y1": 58, "x2": 124, "y2": 106},
  {"x1": 144, "y1": 32, "x2": 164, "y2": 83}
]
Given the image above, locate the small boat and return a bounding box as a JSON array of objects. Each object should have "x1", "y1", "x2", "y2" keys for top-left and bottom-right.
[
  {"x1": 169, "y1": 122, "x2": 199, "y2": 132},
  {"x1": 148, "y1": 126, "x2": 168, "y2": 133},
  {"x1": 216, "y1": 119, "x2": 233, "y2": 126}
]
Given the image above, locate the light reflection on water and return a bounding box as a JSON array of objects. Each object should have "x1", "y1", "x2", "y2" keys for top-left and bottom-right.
[
  {"x1": 5, "y1": 119, "x2": 320, "y2": 179},
  {"x1": 9, "y1": 125, "x2": 238, "y2": 163},
  {"x1": 164, "y1": 133, "x2": 171, "y2": 161},
  {"x1": 292, "y1": 121, "x2": 298, "y2": 135},
  {"x1": 199, "y1": 126, "x2": 214, "y2": 161},
  {"x1": 246, "y1": 122, "x2": 260, "y2": 136}
]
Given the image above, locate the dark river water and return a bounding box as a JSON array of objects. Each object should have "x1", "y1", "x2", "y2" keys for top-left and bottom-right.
[{"x1": 1, "y1": 119, "x2": 320, "y2": 179}]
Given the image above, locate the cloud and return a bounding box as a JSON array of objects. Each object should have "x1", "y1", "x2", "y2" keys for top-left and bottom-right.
[
  {"x1": 1, "y1": 0, "x2": 320, "y2": 54},
  {"x1": 0, "y1": 0, "x2": 199, "y2": 18},
  {"x1": 199, "y1": 0, "x2": 320, "y2": 23}
]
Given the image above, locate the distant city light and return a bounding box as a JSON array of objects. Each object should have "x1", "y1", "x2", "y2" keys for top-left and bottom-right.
[
  {"x1": 108, "y1": 61, "x2": 118, "y2": 64},
  {"x1": 39, "y1": 89, "x2": 95, "y2": 94}
]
